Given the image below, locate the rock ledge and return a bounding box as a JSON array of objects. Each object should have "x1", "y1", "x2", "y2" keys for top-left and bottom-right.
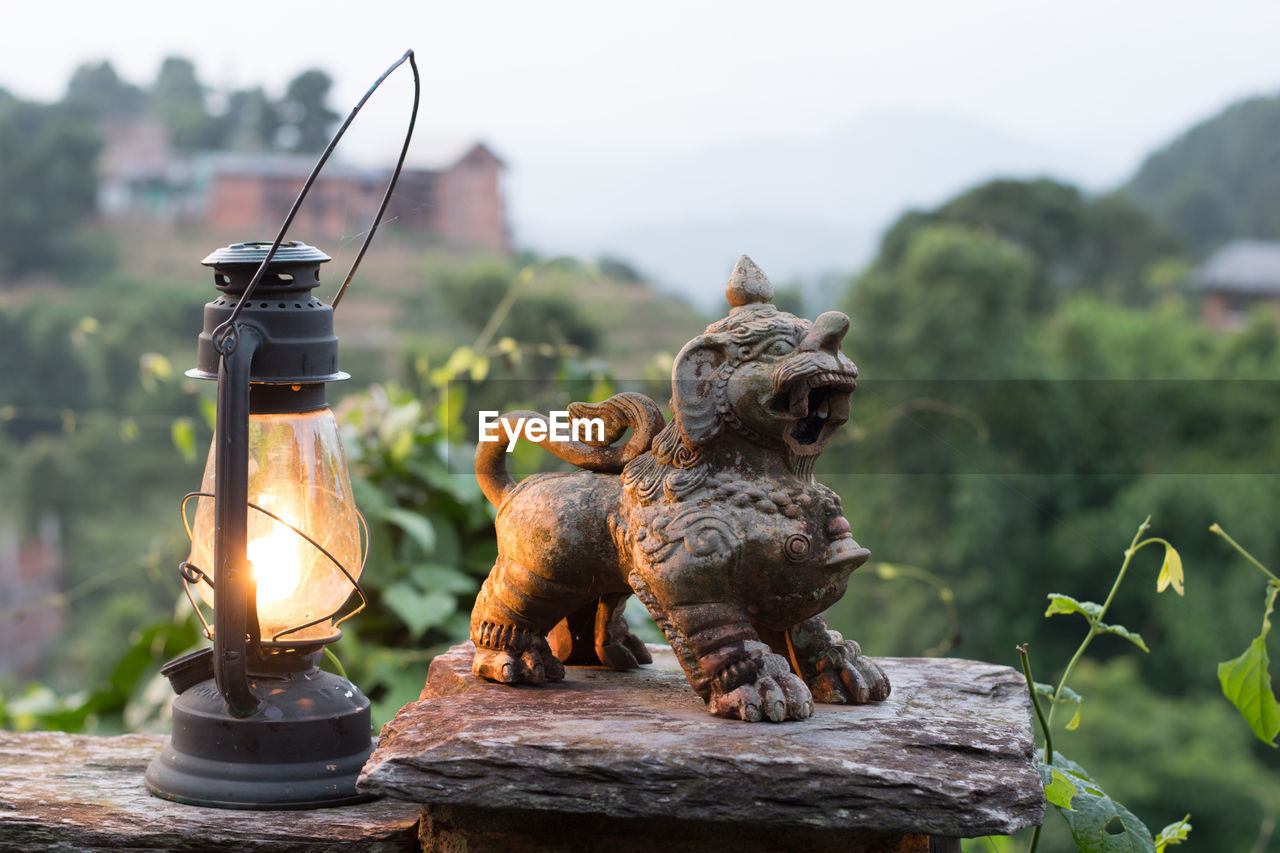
[{"x1": 360, "y1": 642, "x2": 1043, "y2": 838}]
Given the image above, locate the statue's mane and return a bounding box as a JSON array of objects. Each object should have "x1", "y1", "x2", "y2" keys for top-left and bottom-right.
[{"x1": 622, "y1": 420, "x2": 707, "y2": 505}]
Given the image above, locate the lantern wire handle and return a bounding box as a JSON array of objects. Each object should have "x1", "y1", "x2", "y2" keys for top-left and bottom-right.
[
  {"x1": 178, "y1": 491, "x2": 370, "y2": 644},
  {"x1": 212, "y1": 48, "x2": 421, "y2": 352}
]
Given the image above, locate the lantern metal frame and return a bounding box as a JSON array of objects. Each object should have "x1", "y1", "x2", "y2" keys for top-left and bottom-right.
[
  {"x1": 144, "y1": 51, "x2": 420, "y2": 810},
  {"x1": 177, "y1": 492, "x2": 370, "y2": 644}
]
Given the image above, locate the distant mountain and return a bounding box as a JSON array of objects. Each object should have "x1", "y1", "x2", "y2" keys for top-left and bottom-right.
[
  {"x1": 1126, "y1": 93, "x2": 1280, "y2": 257},
  {"x1": 510, "y1": 110, "x2": 1122, "y2": 307}
]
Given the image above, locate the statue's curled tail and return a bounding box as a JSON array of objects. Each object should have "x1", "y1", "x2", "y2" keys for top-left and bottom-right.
[{"x1": 475, "y1": 391, "x2": 665, "y2": 507}]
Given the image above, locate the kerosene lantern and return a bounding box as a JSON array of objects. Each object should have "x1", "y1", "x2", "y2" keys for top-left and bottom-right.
[{"x1": 145, "y1": 241, "x2": 373, "y2": 809}]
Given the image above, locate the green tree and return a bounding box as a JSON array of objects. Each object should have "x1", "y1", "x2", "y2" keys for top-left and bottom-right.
[
  {"x1": 149, "y1": 56, "x2": 221, "y2": 150},
  {"x1": 435, "y1": 260, "x2": 601, "y2": 353},
  {"x1": 0, "y1": 98, "x2": 100, "y2": 277},
  {"x1": 222, "y1": 86, "x2": 281, "y2": 151},
  {"x1": 63, "y1": 61, "x2": 145, "y2": 119},
  {"x1": 1126, "y1": 91, "x2": 1280, "y2": 255},
  {"x1": 278, "y1": 69, "x2": 339, "y2": 153},
  {"x1": 847, "y1": 223, "x2": 1035, "y2": 379},
  {"x1": 875, "y1": 179, "x2": 1181, "y2": 310}
]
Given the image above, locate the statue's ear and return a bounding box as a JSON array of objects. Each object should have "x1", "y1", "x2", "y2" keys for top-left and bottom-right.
[{"x1": 671, "y1": 335, "x2": 727, "y2": 446}]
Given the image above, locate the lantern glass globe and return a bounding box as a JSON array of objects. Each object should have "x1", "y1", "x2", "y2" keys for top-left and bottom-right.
[{"x1": 190, "y1": 406, "x2": 361, "y2": 643}]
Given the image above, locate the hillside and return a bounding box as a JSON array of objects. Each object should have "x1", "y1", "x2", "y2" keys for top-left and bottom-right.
[
  {"x1": 105, "y1": 219, "x2": 707, "y2": 375},
  {"x1": 1126, "y1": 92, "x2": 1280, "y2": 256}
]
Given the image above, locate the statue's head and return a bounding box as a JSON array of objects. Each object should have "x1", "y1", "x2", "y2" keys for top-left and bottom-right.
[{"x1": 670, "y1": 256, "x2": 858, "y2": 465}]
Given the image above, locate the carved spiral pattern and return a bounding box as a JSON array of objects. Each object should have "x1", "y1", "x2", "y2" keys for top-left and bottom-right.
[{"x1": 784, "y1": 533, "x2": 811, "y2": 562}]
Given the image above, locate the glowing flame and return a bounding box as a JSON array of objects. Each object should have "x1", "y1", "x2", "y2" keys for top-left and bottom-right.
[{"x1": 247, "y1": 531, "x2": 302, "y2": 604}]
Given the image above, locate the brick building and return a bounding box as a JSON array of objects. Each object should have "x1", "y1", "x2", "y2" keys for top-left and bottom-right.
[
  {"x1": 202, "y1": 142, "x2": 508, "y2": 253},
  {"x1": 97, "y1": 121, "x2": 509, "y2": 254}
]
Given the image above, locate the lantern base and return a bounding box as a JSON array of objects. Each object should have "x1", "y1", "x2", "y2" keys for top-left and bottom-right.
[{"x1": 146, "y1": 665, "x2": 376, "y2": 810}]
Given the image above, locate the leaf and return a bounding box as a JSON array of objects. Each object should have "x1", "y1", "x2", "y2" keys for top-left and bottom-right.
[
  {"x1": 1033, "y1": 682, "x2": 1084, "y2": 729},
  {"x1": 171, "y1": 417, "x2": 197, "y2": 464},
  {"x1": 1047, "y1": 753, "x2": 1156, "y2": 853},
  {"x1": 408, "y1": 563, "x2": 480, "y2": 595},
  {"x1": 198, "y1": 396, "x2": 218, "y2": 431},
  {"x1": 321, "y1": 646, "x2": 348, "y2": 680},
  {"x1": 1034, "y1": 682, "x2": 1082, "y2": 703},
  {"x1": 874, "y1": 563, "x2": 899, "y2": 579},
  {"x1": 1217, "y1": 586, "x2": 1280, "y2": 746},
  {"x1": 1046, "y1": 593, "x2": 1103, "y2": 622},
  {"x1": 1156, "y1": 544, "x2": 1184, "y2": 596},
  {"x1": 1153, "y1": 815, "x2": 1191, "y2": 852},
  {"x1": 1098, "y1": 621, "x2": 1150, "y2": 653},
  {"x1": 381, "y1": 582, "x2": 457, "y2": 637},
  {"x1": 1043, "y1": 767, "x2": 1079, "y2": 810},
  {"x1": 384, "y1": 507, "x2": 436, "y2": 555}
]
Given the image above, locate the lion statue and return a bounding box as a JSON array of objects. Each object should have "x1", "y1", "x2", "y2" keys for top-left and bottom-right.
[{"x1": 470, "y1": 255, "x2": 889, "y2": 721}]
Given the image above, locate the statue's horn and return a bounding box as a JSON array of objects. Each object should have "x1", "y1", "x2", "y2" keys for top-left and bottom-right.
[{"x1": 725, "y1": 254, "x2": 774, "y2": 308}]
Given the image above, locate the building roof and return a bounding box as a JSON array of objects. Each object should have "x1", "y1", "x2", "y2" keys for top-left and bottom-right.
[
  {"x1": 199, "y1": 152, "x2": 383, "y2": 181},
  {"x1": 1196, "y1": 239, "x2": 1280, "y2": 294},
  {"x1": 375, "y1": 138, "x2": 505, "y2": 171},
  {"x1": 198, "y1": 140, "x2": 503, "y2": 182}
]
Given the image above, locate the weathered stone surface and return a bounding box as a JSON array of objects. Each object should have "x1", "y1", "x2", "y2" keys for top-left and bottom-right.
[
  {"x1": 361, "y1": 643, "x2": 1044, "y2": 838},
  {"x1": 0, "y1": 731, "x2": 420, "y2": 852}
]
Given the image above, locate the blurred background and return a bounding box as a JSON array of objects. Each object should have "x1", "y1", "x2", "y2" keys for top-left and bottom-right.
[{"x1": 2, "y1": 2, "x2": 1280, "y2": 850}]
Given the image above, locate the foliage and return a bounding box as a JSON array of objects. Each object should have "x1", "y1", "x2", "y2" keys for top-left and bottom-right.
[
  {"x1": 1023, "y1": 519, "x2": 1187, "y2": 851},
  {"x1": 845, "y1": 222, "x2": 1036, "y2": 378},
  {"x1": 148, "y1": 56, "x2": 227, "y2": 151},
  {"x1": 872, "y1": 179, "x2": 1183, "y2": 310},
  {"x1": 0, "y1": 95, "x2": 102, "y2": 277},
  {"x1": 832, "y1": 170, "x2": 1280, "y2": 851},
  {"x1": 59, "y1": 55, "x2": 338, "y2": 156},
  {"x1": 277, "y1": 69, "x2": 339, "y2": 154},
  {"x1": 1126, "y1": 92, "x2": 1280, "y2": 255},
  {"x1": 996, "y1": 517, "x2": 1280, "y2": 853},
  {"x1": 63, "y1": 61, "x2": 146, "y2": 119},
  {"x1": 432, "y1": 258, "x2": 602, "y2": 354},
  {"x1": 1210, "y1": 524, "x2": 1280, "y2": 746},
  {"x1": 221, "y1": 86, "x2": 282, "y2": 152},
  {"x1": 0, "y1": 606, "x2": 203, "y2": 733},
  {"x1": 0, "y1": 271, "x2": 206, "y2": 693},
  {"x1": 596, "y1": 254, "x2": 645, "y2": 283},
  {"x1": 329, "y1": 380, "x2": 495, "y2": 715}
]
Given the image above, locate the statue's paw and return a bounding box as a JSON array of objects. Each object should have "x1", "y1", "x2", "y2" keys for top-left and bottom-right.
[
  {"x1": 597, "y1": 630, "x2": 654, "y2": 669},
  {"x1": 472, "y1": 643, "x2": 565, "y2": 685},
  {"x1": 808, "y1": 640, "x2": 890, "y2": 704},
  {"x1": 709, "y1": 653, "x2": 814, "y2": 722},
  {"x1": 623, "y1": 630, "x2": 653, "y2": 665}
]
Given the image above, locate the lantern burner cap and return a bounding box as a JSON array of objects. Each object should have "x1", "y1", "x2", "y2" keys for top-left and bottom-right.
[{"x1": 201, "y1": 241, "x2": 332, "y2": 268}]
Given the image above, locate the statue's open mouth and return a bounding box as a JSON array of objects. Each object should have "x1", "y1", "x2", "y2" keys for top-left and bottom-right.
[{"x1": 772, "y1": 370, "x2": 855, "y2": 456}]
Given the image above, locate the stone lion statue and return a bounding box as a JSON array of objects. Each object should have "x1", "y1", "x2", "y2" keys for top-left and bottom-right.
[{"x1": 470, "y1": 255, "x2": 889, "y2": 721}]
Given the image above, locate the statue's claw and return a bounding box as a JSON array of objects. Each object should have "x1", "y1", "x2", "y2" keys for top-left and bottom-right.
[
  {"x1": 472, "y1": 637, "x2": 565, "y2": 684},
  {"x1": 808, "y1": 640, "x2": 889, "y2": 704},
  {"x1": 708, "y1": 651, "x2": 814, "y2": 722},
  {"x1": 596, "y1": 632, "x2": 653, "y2": 670}
]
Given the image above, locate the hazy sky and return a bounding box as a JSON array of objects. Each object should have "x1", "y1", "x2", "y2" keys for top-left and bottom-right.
[
  {"x1": 6, "y1": 1, "x2": 1278, "y2": 158},
  {"x1": 4, "y1": 1, "x2": 1280, "y2": 292}
]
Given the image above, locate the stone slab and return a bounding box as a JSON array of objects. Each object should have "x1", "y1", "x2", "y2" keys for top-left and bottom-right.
[
  {"x1": 360, "y1": 643, "x2": 1044, "y2": 838},
  {"x1": 0, "y1": 731, "x2": 420, "y2": 852}
]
